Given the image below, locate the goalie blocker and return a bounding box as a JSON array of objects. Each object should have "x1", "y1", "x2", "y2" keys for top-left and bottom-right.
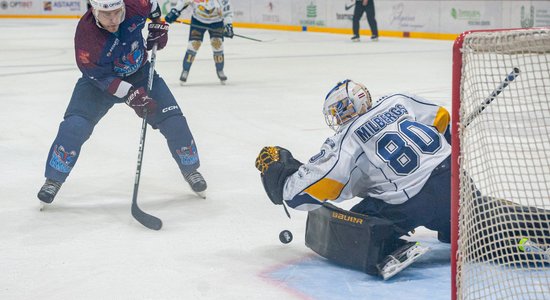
[{"x1": 306, "y1": 202, "x2": 421, "y2": 277}]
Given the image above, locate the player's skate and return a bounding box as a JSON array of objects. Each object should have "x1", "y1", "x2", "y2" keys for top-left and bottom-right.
[
  {"x1": 37, "y1": 178, "x2": 62, "y2": 210},
  {"x1": 351, "y1": 35, "x2": 360, "y2": 42},
  {"x1": 216, "y1": 69, "x2": 227, "y2": 84},
  {"x1": 183, "y1": 170, "x2": 207, "y2": 199},
  {"x1": 179, "y1": 70, "x2": 189, "y2": 86},
  {"x1": 377, "y1": 242, "x2": 430, "y2": 280},
  {"x1": 371, "y1": 35, "x2": 379, "y2": 42}
]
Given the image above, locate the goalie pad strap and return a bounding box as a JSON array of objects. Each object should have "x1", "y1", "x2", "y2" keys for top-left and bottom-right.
[{"x1": 305, "y1": 203, "x2": 407, "y2": 276}]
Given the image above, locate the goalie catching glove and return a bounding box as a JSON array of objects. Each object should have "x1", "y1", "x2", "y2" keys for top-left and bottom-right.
[{"x1": 255, "y1": 146, "x2": 302, "y2": 205}]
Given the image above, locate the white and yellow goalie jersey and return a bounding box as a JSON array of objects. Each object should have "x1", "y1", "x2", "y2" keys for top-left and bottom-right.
[
  {"x1": 283, "y1": 93, "x2": 451, "y2": 210},
  {"x1": 174, "y1": 0, "x2": 233, "y2": 24}
]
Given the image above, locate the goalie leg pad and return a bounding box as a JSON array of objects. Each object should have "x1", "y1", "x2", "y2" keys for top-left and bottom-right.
[{"x1": 305, "y1": 203, "x2": 407, "y2": 276}]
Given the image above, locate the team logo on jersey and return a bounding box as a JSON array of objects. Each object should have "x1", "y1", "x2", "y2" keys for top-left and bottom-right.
[
  {"x1": 113, "y1": 42, "x2": 143, "y2": 76},
  {"x1": 49, "y1": 145, "x2": 76, "y2": 173},
  {"x1": 176, "y1": 141, "x2": 199, "y2": 166},
  {"x1": 309, "y1": 149, "x2": 325, "y2": 163}
]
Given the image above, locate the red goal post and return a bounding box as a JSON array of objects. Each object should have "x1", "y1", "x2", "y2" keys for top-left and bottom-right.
[{"x1": 452, "y1": 27, "x2": 550, "y2": 300}]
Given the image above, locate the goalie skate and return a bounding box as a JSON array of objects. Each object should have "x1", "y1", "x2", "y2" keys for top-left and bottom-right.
[{"x1": 378, "y1": 242, "x2": 430, "y2": 280}]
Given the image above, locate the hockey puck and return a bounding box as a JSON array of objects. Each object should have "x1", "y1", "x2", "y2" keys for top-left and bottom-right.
[{"x1": 279, "y1": 230, "x2": 293, "y2": 244}]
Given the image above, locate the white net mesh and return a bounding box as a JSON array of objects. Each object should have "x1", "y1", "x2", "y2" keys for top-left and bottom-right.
[{"x1": 457, "y1": 28, "x2": 550, "y2": 300}]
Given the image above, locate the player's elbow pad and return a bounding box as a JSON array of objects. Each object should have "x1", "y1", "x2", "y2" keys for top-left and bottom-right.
[{"x1": 261, "y1": 159, "x2": 302, "y2": 205}]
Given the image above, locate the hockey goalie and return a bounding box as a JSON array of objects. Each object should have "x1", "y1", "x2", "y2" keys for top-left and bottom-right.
[{"x1": 255, "y1": 79, "x2": 452, "y2": 279}]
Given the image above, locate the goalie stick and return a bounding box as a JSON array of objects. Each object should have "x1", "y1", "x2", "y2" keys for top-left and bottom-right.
[
  {"x1": 464, "y1": 67, "x2": 520, "y2": 126},
  {"x1": 131, "y1": 44, "x2": 163, "y2": 231}
]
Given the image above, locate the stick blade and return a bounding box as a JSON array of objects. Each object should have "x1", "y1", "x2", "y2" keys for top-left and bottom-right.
[{"x1": 132, "y1": 204, "x2": 163, "y2": 230}]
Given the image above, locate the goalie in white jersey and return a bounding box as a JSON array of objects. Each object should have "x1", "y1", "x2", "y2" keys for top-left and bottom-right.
[
  {"x1": 164, "y1": 0, "x2": 234, "y2": 84},
  {"x1": 256, "y1": 79, "x2": 452, "y2": 279}
]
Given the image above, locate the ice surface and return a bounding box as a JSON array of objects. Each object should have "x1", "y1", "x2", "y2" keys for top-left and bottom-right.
[{"x1": 0, "y1": 19, "x2": 453, "y2": 299}]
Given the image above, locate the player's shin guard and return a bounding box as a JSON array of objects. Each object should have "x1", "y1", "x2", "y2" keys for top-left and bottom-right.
[
  {"x1": 158, "y1": 115, "x2": 200, "y2": 174},
  {"x1": 183, "y1": 49, "x2": 196, "y2": 71},
  {"x1": 213, "y1": 50, "x2": 227, "y2": 81},
  {"x1": 44, "y1": 115, "x2": 93, "y2": 183},
  {"x1": 213, "y1": 50, "x2": 224, "y2": 71},
  {"x1": 305, "y1": 203, "x2": 408, "y2": 276}
]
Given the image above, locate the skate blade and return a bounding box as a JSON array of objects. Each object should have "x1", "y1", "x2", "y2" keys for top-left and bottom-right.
[
  {"x1": 179, "y1": 81, "x2": 186, "y2": 86},
  {"x1": 39, "y1": 202, "x2": 50, "y2": 211},
  {"x1": 381, "y1": 245, "x2": 430, "y2": 280},
  {"x1": 220, "y1": 80, "x2": 226, "y2": 85},
  {"x1": 194, "y1": 191, "x2": 206, "y2": 199}
]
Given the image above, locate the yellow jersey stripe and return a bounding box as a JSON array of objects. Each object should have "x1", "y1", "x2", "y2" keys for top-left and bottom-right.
[
  {"x1": 433, "y1": 107, "x2": 450, "y2": 133},
  {"x1": 304, "y1": 178, "x2": 345, "y2": 201}
]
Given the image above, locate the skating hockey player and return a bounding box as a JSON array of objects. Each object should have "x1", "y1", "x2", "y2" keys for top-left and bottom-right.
[
  {"x1": 164, "y1": 0, "x2": 234, "y2": 84},
  {"x1": 255, "y1": 79, "x2": 452, "y2": 279},
  {"x1": 37, "y1": 0, "x2": 207, "y2": 206}
]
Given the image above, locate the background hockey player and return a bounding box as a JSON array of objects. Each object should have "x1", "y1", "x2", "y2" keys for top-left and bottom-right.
[
  {"x1": 164, "y1": 0, "x2": 234, "y2": 84},
  {"x1": 37, "y1": 0, "x2": 207, "y2": 205},
  {"x1": 255, "y1": 79, "x2": 452, "y2": 279}
]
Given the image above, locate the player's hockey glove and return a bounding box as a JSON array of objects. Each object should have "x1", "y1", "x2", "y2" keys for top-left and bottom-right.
[
  {"x1": 147, "y1": 22, "x2": 169, "y2": 50},
  {"x1": 126, "y1": 87, "x2": 157, "y2": 118},
  {"x1": 255, "y1": 146, "x2": 302, "y2": 205},
  {"x1": 164, "y1": 8, "x2": 181, "y2": 24},
  {"x1": 223, "y1": 23, "x2": 234, "y2": 38}
]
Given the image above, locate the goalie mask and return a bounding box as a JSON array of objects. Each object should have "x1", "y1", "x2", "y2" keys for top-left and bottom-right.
[
  {"x1": 323, "y1": 79, "x2": 372, "y2": 131},
  {"x1": 89, "y1": 0, "x2": 126, "y2": 33}
]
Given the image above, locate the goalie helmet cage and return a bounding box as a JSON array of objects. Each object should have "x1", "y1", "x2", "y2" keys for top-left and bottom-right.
[{"x1": 451, "y1": 27, "x2": 550, "y2": 300}]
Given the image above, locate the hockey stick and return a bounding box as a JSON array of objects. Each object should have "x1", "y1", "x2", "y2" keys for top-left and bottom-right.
[
  {"x1": 464, "y1": 67, "x2": 520, "y2": 126},
  {"x1": 131, "y1": 44, "x2": 163, "y2": 231},
  {"x1": 173, "y1": 20, "x2": 273, "y2": 43}
]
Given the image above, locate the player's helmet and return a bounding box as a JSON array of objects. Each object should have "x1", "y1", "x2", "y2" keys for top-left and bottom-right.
[
  {"x1": 323, "y1": 79, "x2": 372, "y2": 131},
  {"x1": 89, "y1": 0, "x2": 126, "y2": 30},
  {"x1": 89, "y1": 0, "x2": 124, "y2": 11}
]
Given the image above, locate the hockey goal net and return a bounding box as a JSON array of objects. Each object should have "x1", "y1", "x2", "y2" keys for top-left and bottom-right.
[{"x1": 451, "y1": 28, "x2": 550, "y2": 300}]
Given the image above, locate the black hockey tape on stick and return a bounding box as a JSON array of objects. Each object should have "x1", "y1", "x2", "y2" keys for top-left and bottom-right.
[
  {"x1": 173, "y1": 20, "x2": 274, "y2": 42},
  {"x1": 131, "y1": 44, "x2": 163, "y2": 231},
  {"x1": 464, "y1": 67, "x2": 520, "y2": 126},
  {"x1": 282, "y1": 201, "x2": 291, "y2": 219}
]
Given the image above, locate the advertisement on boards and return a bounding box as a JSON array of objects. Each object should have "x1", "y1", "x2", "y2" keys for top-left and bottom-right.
[
  {"x1": 293, "y1": 0, "x2": 327, "y2": 27},
  {"x1": 377, "y1": 1, "x2": 438, "y2": 32},
  {"x1": 508, "y1": 1, "x2": 550, "y2": 28},
  {"x1": 42, "y1": 0, "x2": 82, "y2": 13},
  {"x1": 249, "y1": 0, "x2": 292, "y2": 25},
  {"x1": 0, "y1": 0, "x2": 37, "y2": 15},
  {"x1": 231, "y1": 0, "x2": 251, "y2": 23},
  {"x1": 439, "y1": 1, "x2": 502, "y2": 33},
  {"x1": 325, "y1": 0, "x2": 355, "y2": 28}
]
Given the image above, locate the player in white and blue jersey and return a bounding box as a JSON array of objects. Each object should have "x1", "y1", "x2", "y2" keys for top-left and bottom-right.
[
  {"x1": 256, "y1": 79, "x2": 452, "y2": 279},
  {"x1": 164, "y1": 0, "x2": 234, "y2": 84}
]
